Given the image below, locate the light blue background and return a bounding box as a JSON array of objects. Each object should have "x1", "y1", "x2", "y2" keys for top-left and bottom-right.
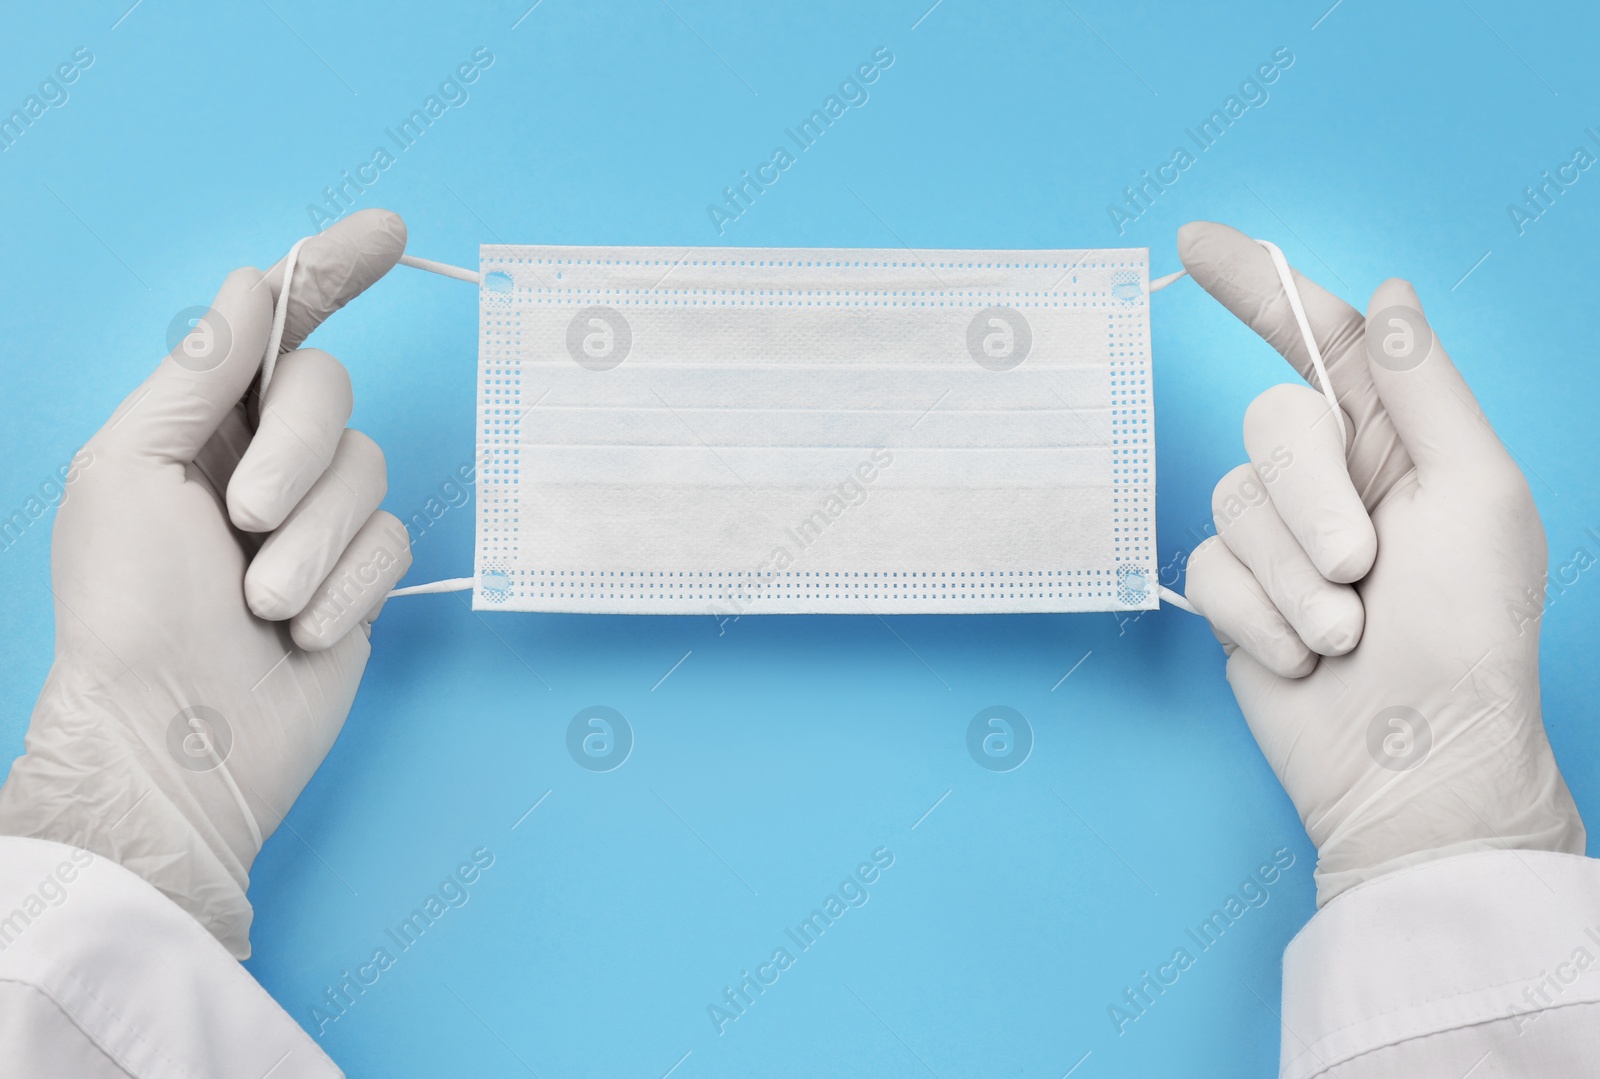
[{"x1": 3, "y1": 2, "x2": 1597, "y2": 1075}]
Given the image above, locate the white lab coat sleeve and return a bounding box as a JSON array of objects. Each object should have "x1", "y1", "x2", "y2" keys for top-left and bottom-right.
[
  {"x1": 1279, "y1": 848, "x2": 1600, "y2": 1078},
  {"x1": 0, "y1": 835, "x2": 340, "y2": 1079}
]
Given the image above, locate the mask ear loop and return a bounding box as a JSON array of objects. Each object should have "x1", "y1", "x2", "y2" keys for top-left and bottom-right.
[
  {"x1": 187, "y1": 714, "x2": 263, "y2": 853},
  {"x1": 257, "y1": 236, "x2": 309, "y2": 399},
  {"x1": 396, "y1": 253, "x2": 484, "y2": 284},
  {"x1": 1149, "y1": 239, "x2": 1344, "y2": 616},
  {"x1": 258, "y1": 243, "x2": 480, "y2": 597},
  {"x1": 1254, "y1": 240, "x2": 1347, "y2": 449},
  {"x1": 260, "y1": 249, "x2": 483, "y2": 398},
  {"x1": 1149, "y1": 269, "x2": 1207, "y2": 613}
]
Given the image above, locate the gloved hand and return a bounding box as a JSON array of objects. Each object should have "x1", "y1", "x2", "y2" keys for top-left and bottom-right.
[
  {"x1": 0, "y1": 210, "x2": 413, "y2": 957},
  {"x1": 1179, "y1": 221, "x2": 1585, "y2": 906}
]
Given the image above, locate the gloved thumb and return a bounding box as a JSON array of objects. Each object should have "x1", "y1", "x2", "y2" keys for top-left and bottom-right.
[
  {"x1": 1363, "y1": 279, "x2": 1513, "y2": 485},
  {"x1": 98, "y1": 267, "x2": 272, "y2": 465}
]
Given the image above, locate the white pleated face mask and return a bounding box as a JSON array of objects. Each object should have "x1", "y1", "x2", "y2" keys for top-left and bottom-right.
[
  {"x1": 266, "y1": 236, "x2": 1324, "y2": 618},
  {"x1": 471, "y1": 245, "x2": 1156, "y2": 615}
]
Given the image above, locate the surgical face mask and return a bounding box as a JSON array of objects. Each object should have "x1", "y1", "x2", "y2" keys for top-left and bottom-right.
[
  {"x1": 266, "y1": 237, "x2": 1325, "y2": 618},
  {"x1": 455, "y1": 244, "x2": 1160, "y2": 616}
]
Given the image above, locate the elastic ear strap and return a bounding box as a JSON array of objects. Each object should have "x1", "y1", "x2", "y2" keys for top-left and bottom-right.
[
  {"x1": 388, "y1": 576, "x2": 474, "y2": 597},
  {"x1": 1255, "y1": 239, "x2": 1347, "y2": 450},
  {"x1": 259, "y1": 246, "x2": 479, "y2": 399},
  {"x1": 386, "y1": 252, "x2": 479, "y2": 599},
  {"x1": 1151, "y1": 238, "x2": 1342, "y2": 616},
  {"x1": 257, "y1": 236, "x2": 309, "y2": 399},
  {"x1": 189, "y1": 717, "x2": 263, "y2": 851},
  {"x1": 1147, "y1": 265, "x2": 1204, "y2": 615},
  {"x1": 1157, "y1": 585, "x2": 1196, "y2": 614},
  {"x1": 398, "y1": 253, "x2": 483, "y2": 283},
  {"x1": 256, "y1": 240, "x2": 480, "y2": 599}
]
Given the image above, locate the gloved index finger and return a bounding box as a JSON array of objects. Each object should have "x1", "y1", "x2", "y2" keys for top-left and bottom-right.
[
  {"x1": 1178, "y1": 221, "x2": 1366, "y2": 393},
  {"x1": 1177, "y1": 220, "x2": 1413, "y2": 509},
  {"x1": 256, "y1": 208, "x2": 408, "y2": 357}
]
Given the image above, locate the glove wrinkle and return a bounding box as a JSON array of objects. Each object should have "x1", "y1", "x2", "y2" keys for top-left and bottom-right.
[{"x1": 0, "y1": 673, "x2": 257, "y2": 958}]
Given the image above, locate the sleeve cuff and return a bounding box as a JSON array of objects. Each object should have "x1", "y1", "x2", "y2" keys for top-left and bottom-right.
[
  {"x1": 0, "y1": 712, "x2": 256, "y2": 959},
  {"x1": 0, "y1": 836, "x2": 337, "y2": 1077},
  {"x1": 1280, "y1": 848, "x2": 1600, "y2": 1078}
]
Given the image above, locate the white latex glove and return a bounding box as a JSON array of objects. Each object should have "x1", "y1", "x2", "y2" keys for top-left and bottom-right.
[
  {"x1": 1179, "y1": 221, "x2": 1585, "y2": 905},
  {"x1": 0, "y1": 210, "x2": 413, "y2": 957}
]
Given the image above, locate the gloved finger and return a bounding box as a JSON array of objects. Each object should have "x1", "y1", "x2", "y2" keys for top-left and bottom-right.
[
  {"x1": 362, "y1": 593, "x2": 390, "y2": 627},
  {"x1": 225, "y1": 348, "x2": 354, "y2": 532},
  {"x1": 1213, "y1": 462, "x2": 1364, "y2": 656},
  {"x1": 1178, "y1": 221, "x2": 1412, "y2": 506},
  {"x1": 1205, "y1": 614, "x2": 1239, "y2": 655},
  {"x1": 99, "y1": 268, "x2": 272, "y2": 464},
  {"x1": 243, "y1": 429, "x2": 387, "y2": 621},
  {"x1": 290, "y1": 511, "x2": 412, "y2": 651},
  {"x1": 1363, "y1": 278, "x2": 1516, "y2": 485},
  {"x1": 1244, "y1": 384, "x2": 1376, "y2": 584},
  {"x1": 1179, "y1": 221, "x2": 1365, "y2": 392},
  {"x1": 1187, "y1": 535, "x2": 1317, "y2": 679},
  {"x1": 257, "y1": 209, "x2": 407, "y2": 356},
  {"x1": 192, "y1": 402, "x2": 253, "y2": 498},
  {"x1": 1221, "y1": 646, "x2": 1305, "y2": 780}
]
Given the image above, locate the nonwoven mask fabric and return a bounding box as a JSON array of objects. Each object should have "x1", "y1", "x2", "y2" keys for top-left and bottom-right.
[{"x1": 470, "y1": 245, "x2": 1158, "y2": 615}]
